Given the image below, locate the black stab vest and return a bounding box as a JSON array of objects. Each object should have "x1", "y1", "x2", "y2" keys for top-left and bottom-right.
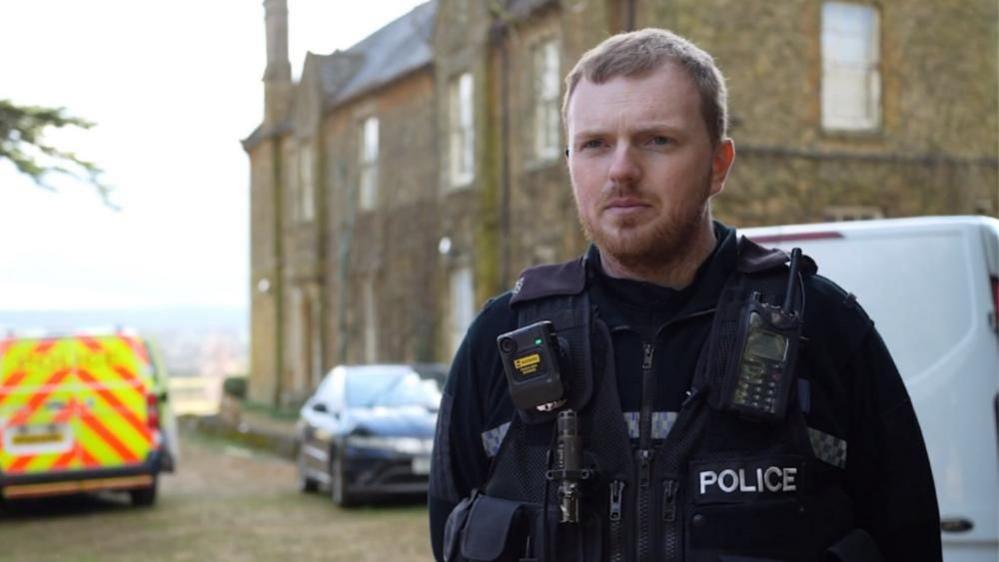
[{"x1": 443, "y1": 238, "x2": 857, "y2": 562}]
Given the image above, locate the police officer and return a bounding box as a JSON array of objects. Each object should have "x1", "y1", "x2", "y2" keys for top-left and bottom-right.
[{"x1": 429, "y1": 29, "x2": 941, "y2": 562}]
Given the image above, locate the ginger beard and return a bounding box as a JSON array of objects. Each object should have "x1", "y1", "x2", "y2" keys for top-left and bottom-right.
[{"x1": 574, "y1": 164, "x2": 715, "y2": 272}]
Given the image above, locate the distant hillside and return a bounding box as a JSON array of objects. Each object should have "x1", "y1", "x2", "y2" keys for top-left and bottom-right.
[
  {"x1": 0, "y1": 307, "x2": 247, "y2": 336},
  {"x1": 0, "y1": 307, "x2": 249, "y2": 377}
]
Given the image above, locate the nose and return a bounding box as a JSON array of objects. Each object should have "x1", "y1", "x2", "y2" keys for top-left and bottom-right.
[{"x1": 608, "y1": 144, "x2": 641, "y2": 186}]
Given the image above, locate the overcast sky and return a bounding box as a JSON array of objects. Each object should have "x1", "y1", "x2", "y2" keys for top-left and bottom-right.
[{"x1": 0, "y1": 0, "x2": 425, "y2": 311}]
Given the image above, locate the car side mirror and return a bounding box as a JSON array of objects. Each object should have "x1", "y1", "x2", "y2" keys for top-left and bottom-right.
[{"x1": 312, "y1": 402, "x2": 328, "y2": 413}]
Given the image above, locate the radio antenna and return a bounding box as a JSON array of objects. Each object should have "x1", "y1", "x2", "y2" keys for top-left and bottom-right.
[{"x1": 783, "y1": 248, "x2": 802, "y2": 314}]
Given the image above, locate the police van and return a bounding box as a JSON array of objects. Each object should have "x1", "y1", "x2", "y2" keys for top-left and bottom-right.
[
  {"x1": 740, "y1": 215, "x2": 999, "y2": 562},
  {"x1": 0, "y1": 331, "x2": 178, "y2": 506}
]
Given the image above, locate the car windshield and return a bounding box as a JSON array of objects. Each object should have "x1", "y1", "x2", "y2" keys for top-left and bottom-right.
[{"x1": 344, "y1": 365, "x2": 446, "y2": 409}]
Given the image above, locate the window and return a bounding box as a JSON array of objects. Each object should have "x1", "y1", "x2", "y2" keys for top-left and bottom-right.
[
  {"x1": 299, "y1": 143, "x2": 315, "y2": 222},
  {"x1": 285, "y1": 145, "x2": 300, "y2": 221},
  {"x1": 359, "y1": 116, "x2": 379, "y2": 210},
  {"x1": 821, "y1": 2, "x2": 880, "y2": 131},
  {"x1": 449, "y1": 267, "x2": 475, "y2": 357},
  {"x1": 533, "y1": 40, "x2": 562, "y2": 160},
  {"x1": 290, "y1": 287, "x2": 305, "y2": 393},
  {"x1": 309, "y1": 294, "x2": 322, "y2": 388},
  {"x1": 449, "y1": 73, "x2": 474, "y2": 187},
  {"x1": 363, "y1": 277, "x2": 378, "y2": 363}
]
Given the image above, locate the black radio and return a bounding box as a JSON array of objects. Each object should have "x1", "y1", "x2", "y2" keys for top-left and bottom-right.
[
  {"x1": 497, "y1": 321, "x2": 566, "y2": 411},
  {"x1": 721, "y1": 248, "x2": 804, "y2": 423}
]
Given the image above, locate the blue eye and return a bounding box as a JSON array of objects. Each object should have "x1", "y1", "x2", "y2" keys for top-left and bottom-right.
[{"x1": 648, "y1": 136, "x2": 672, "y2": 146}]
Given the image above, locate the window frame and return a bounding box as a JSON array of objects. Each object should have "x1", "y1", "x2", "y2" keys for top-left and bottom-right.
[
  {"x1": 358, "y1": 116, "x2": 379, "y2": 211},
  {"x1": 448, "y1": 72, "x2": 475, "y2": 188},
  {"x1": 362, "y1": 277, "x2": 378, "y2": 363},
  {"x1": 820, "y1": 1, "x2": 882, "y2": 132},
  {"x1": 448, "y1": 266, "x2": 475, "y2": 358},
  {"x1": 532, "y1": 38, "x2": 562, "y2": 162},
  {"x1": 299, "y1": 142, "x2": 315, "y2": 222}
]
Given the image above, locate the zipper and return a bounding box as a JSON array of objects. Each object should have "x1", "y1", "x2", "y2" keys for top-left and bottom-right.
[
  {"x1": 609, "y1": 480, "x2": 625, "y2": 562},
  {"x1": 615, "y1": 309, "x2": 714, "y2": 562},
  {"x1": 636, "y1": 341, "x2": 656, "y2": 562},
  {"x1": 662, "y1": 479, "x2": 678, "y2": 522},
  {"x1": 662, "y1": 479, "x2": 680, "y2": 561}
]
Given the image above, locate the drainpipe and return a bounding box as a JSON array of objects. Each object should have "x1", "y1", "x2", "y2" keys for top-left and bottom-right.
[
  {"x1": 499, "y1": 31, "x2": 512, "y2": 288},
  {"x1": 335, "y1": 165, "x2": 356, "y2": 364},
  {"x1": 271, "y1": 136, "x2": 284, "y2": 409}
]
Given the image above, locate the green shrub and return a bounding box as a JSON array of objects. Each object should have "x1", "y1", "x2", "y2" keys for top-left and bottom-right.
[{"x1": 223, "y1": 376, "x2": 248, "y2": 400}]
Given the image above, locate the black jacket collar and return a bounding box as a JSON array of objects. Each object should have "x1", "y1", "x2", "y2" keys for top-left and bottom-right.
[{"x1": 510, "y1": 221, "x2": 740, "y2": 317}]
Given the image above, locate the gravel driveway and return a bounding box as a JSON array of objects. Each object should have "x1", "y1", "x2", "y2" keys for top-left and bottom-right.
[{"x1": 0, "y1": 430, "x2": 434, "y2": 562}]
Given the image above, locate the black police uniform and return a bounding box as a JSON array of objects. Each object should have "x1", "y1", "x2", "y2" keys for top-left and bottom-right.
[{"x1": 429, "y1": 222, "x2": 941, "y2": 562}]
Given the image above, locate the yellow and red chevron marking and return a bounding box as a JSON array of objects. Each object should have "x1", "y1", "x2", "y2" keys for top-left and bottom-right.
[
  {"x1": 75, "y1": 368, "x2": 150, "y2": 443},
  {"x1": 0, "y1": 335, "x2": 156, "y2": 476}
]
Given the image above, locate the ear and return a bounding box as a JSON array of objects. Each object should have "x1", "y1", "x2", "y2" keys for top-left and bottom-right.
[{"x1": 709, "y1": 138, "x2": 736, "y2": 197}]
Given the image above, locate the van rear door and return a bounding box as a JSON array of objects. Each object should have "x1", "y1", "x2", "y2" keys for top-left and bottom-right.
[
  {"x1": 0, "y1": 337, "x2": 78, "y2": 477},
  {"x1": 0, "y1": 335, "x2": 156, "y2": 481},
  {"x1": 73, "y1": 335, "x2": 156, "y2": 471},
  {"x1": 743, "y1": 217, "x2": 999, "y2": 562}
]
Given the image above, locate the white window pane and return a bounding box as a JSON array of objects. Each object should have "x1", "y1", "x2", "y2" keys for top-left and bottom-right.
[
  {"x1": 449, "y1": 73, "x2": 474, "y2": 186},
  {"x1": 359, "y1": 117, "x2": 378, "y2": 209},
  {"x1": 534, "y1": 40, "x2": 561, "y2": 159},
  {"x1": 821, "y1": 2, "x2": 879, "y2": 130},
  {"x1": 300, "y1": 144, "x2": 314, "y2": 221},
  {"x1": 542, "y1": 42, "x2": 560, "y2": 98},
  {"x1": 459, "y1": 73, "x2": 473, "y2": 127},
  {"x1": 363, "y1": 279, "x2": 377, "y2": 363},
  {"x1": 363, "y1": 117, "x2": 379, "y2": 162},
  {"x1": 449, "y1": 268, "x2": 475, "y2": 357}
]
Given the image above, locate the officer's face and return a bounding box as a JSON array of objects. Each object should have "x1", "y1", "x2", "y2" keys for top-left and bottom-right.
[{"x1": 565, "y1": 62, "x2": 735, "y2": 269}]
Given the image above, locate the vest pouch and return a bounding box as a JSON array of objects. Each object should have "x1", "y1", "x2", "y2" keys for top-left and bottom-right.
[
  {"x1": 458, "y1": 495, "x2": 533, "y2": 562},
  {"x1": 687, "y1": 455, "x2": 812, "y2": 562},
  {"x1": 444, "y1": 494, "x2": 476, "y2": 562}
]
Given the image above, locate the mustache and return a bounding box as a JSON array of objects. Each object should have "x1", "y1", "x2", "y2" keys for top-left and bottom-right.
[{"x1": 600, "y1": 184, "x2": 652, "y2": 207}]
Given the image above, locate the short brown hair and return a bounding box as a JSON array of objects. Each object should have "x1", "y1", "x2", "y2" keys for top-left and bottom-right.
[{"x1": 562, "y1": 28, "x2": 729, "y2": 145}]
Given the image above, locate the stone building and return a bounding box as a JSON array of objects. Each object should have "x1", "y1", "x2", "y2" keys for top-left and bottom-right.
[{"x1": 245, "y1": 0, "x2": 998, "y2": 409}]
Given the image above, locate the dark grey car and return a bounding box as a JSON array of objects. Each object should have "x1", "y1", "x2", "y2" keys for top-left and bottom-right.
[{"x1": 295, "y1": 364, "x2": 446, "y2": 507}]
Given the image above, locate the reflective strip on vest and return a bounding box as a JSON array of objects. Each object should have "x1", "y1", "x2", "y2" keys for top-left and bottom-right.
[
  {"x1": 808, "y1": 427, "x2": 847, "y2": 468},
  {"x1": 623, "y1": 411, "x2": 678, "y2": 440},
  {"x1": 481, "y1": 422, "x2": 511, "y2": 457}
]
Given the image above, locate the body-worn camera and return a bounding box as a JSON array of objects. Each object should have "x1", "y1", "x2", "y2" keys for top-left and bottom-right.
[
  {"x1": 497, "y1": 321, "x2": 566, "y2": 411},
  {"x1": 720, "y1": 248, "x2": 804, "y2": 423}
]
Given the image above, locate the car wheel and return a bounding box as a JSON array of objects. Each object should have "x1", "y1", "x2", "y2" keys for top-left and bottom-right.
[
  {"x1": 130, "y1": 476, "x2": 158, "y2": 507},
  {"x1": 330, "y1": 449, "x2": 356, "y2": 508},
  {"x1": 297, "y1": 447, "x2": 319, "y2": 493}
]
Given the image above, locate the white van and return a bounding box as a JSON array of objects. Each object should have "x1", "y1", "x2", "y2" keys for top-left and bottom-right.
[{"x1": 740, "y1": 215, "x2": 999, "y2": 562}]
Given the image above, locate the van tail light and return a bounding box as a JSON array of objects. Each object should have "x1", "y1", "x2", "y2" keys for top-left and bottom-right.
[
  {"x1": 146, "y1": 393, "x2": 161, "y2": 431},
  {"x1": 991, "y1": 276, "x2": 998, "y2": 318},
  {"x1": 748, "y1": 231, "x2": 844, "y2": 244}
]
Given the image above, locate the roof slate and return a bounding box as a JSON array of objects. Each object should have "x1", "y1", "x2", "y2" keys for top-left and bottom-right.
[{"x1": 323, "y1": 0, "x2": 436, "y2": 106}]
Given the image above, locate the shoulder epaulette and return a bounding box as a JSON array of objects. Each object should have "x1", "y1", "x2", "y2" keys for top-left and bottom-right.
[
  {"x1": 509, "y1": 256, "x2": 588, "y2": 306},
  {"x1": 737, "y1": 236, "x2": 817, "y2": 276}
]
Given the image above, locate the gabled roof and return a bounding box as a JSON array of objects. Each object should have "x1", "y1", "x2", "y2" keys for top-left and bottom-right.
[
  {"x1": 243, "y1": 1, "x2": 436, "y2": 150},
  {"x1": 241, "y1": 119, "x2": 292, "y2": 151},
  {"x1": 322, "y1": 0, "x2": 436, "y2": 107}
]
